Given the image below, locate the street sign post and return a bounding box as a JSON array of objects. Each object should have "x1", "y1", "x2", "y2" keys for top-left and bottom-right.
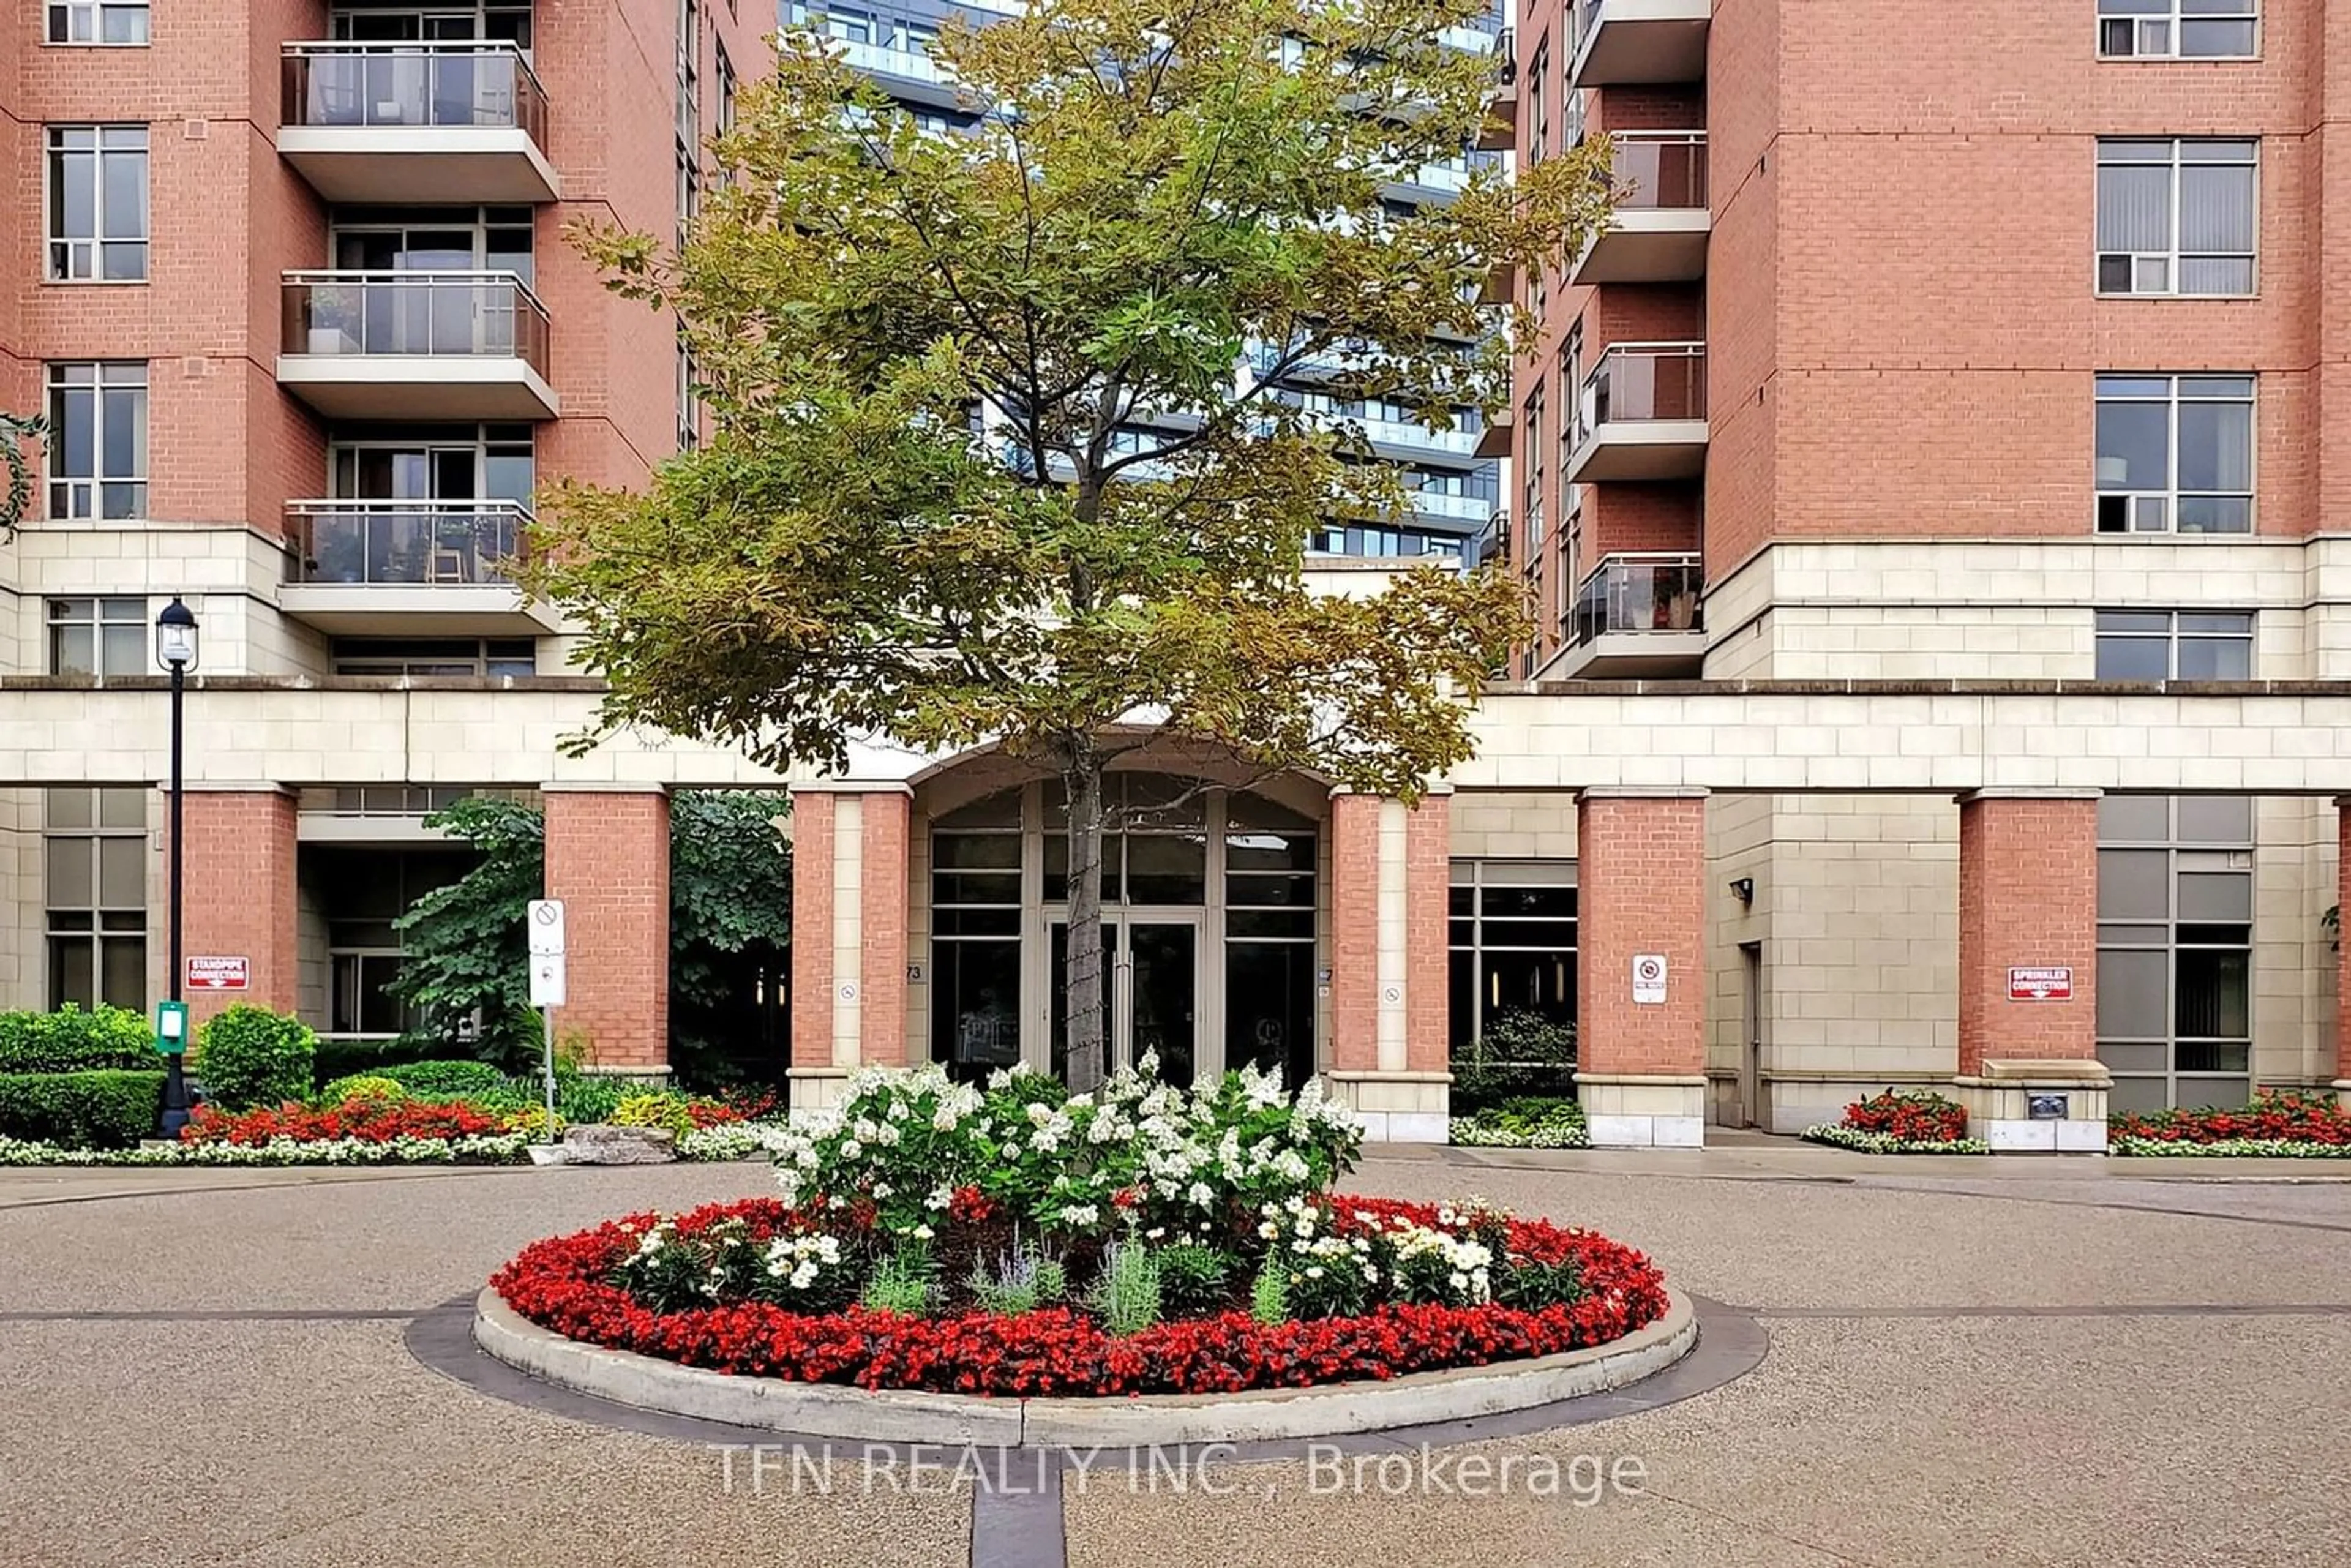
[{"x1": 527, "y1": 900, "x2": 566, "y2": 1144}]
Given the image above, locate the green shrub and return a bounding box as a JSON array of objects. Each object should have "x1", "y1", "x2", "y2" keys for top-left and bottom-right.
[
  {"x1": 1494, "y1": 1256, "x2": 1586, "y2": 1311},
  {"x1": 1250, "y1": 1260, "x2": 1289, "y2": 1326},
  {"x1": 0, "y1": 1005, "x2": 156, "y2": 1074},
  {"x1": 375, "y1": 1059, "x2": 509, "y2": 1101},
  {"x1": 1087, "y1": 1241, "x2": 1164, "y2": 1336},
  {"x1": 860, "y1": 1241, "x2": 939, "y2": 1316},
  {"x1": 318, "y1": 1075, "x2": 407, "y2": 1107},
  {"x1": 309, "y1": 1037, "x2": 414, "y2": 1086},
  {"x1": 194, "y1": 1006, "x2": 316, "y2": 1111},
  {"x1": 554, "y1": 1074, "x2": 670, "y2": 1125},
  {"x1": 1154, "y1": 1243, "x2": 1236, "y2": 1318},
  {"x1": 0, "y1": 1071, "x2": 167, "y2": 1149},
  {"x1": 612, "y1": 1092, "x2": 697, "y2": 1139},
  {"x1": 967, "y1": 1237, "x2": 1063, "y2": 1318},
  {"x1": 1450, "y1": 1010, "x2": 1578, "y2": 1112}
]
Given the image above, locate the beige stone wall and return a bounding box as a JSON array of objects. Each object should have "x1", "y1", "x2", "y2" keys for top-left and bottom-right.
[
  {"x1": 0, "y1": 787, "x2": 41, "y2": 1010},
  {"x1": 1447, "y1": 791, "x2": 1578, "y2": 860},
  {"x1": 2253, "y1": 795, "x2": 2339, "y2": 1087}
]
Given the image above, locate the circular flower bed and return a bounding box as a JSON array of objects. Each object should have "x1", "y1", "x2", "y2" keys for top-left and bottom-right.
[{"x1": 489, "y1": 1060, "x2": 1670, "y2": 1397}]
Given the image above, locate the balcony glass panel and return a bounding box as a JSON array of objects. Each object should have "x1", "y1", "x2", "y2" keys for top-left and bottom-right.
[
  {"x1": 1570, "y1": 553, "x2": 1703, "y2": 646},
  {"x1": 290, "y1": 500, "x2": 528, "y2": 587},
  {"x1": 1580, "y1": 342, "x2": 1706, "y2": 434},
  {"x1": 282, "y1": 43, "x2": 548, "y2": 146},
  {"x1": 1612, "y1": 132, "x2": 1707, "y2": 209},
  {"x1": 282, "y1": 272, "x2": 551, "y2": 378}
]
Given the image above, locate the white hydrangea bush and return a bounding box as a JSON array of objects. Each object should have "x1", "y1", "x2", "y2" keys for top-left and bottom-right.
[{"x1": 763, "y1": 1056, "x2": 1363, "y2": 1239}]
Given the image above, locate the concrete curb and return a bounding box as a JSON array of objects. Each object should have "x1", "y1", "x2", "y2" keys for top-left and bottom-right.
[{"x1": 471, "y1": 1286, "x2": 1698, "y2": 1446}]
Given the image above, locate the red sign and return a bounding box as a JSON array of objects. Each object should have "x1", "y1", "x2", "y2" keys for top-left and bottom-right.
[
  {"x1": 2008, "y1": 966, "x2": 2073, "y2": 1002},
  {"x1": 186, "y1": 956, "x2": 250, "y2": 992}
]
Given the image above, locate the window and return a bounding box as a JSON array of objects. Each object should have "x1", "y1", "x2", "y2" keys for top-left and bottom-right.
[
  {"x1": 1527, "y1": 37, "x2": 1550, "y2": 165},
  {"x1": 1448, "y1": 861, "x2": 1576, "y2": 1051},
  {"x1": 677, "y1": 326, "x2": 699, "y2": 452},
  {"x1": 2098, "y1": 0, "x2": 2257, "y2": 59},
  {"x1": 2094, "y1": 373, "x2": 2253, "y2": 534},
  {"x1": 2094, "y1": 610, "x2": 2253, "y2": 679},
  {"x1": 48, "y1": 597, "x2": 147, "y2": 678},
  {"x1": 1223, "y1": 793, "x2": 1317, "y2": 1089},
  {"x1": 46, "y1": 126, "x2": 148, "y2": 282},
  {"x1": 2096, "y1": 794, "x2": 2254, "y2": 1113},
  {"x1": 310, "y1": 847, "x2": 471, "y2": 1038},
  {"x1": 331, "y1": 637, "x2": 536, "y2": 677},
  {"x1": 716, "y1": 43, "x2": 737, "y2": 138},
  {"x1": 1310, "y1": 523, "x2": 1461, "y2": 557},
  {"x1": 46, "y1": 362, "x2": 147, "y2": 520},
  {"x1": 45, "y1": 787, "x2": 148, "y2": 1011},
  {"x1": 1521, "y1": 385, "x2": 1545, "y2": 554},
  {"x1": 47, "y1": 0, "x2": 147, "y2": 44},
  {"x1": 930, "y1": 795, "x2": 1024, "y2": 1081},
  {"x1": 2096, "y1": 138, "x2": 2257, "y2": 296}
]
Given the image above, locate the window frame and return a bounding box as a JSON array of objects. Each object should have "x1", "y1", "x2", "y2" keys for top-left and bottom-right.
[
  {"x1": 2094, "y1": 138, "x2": 2259, "y2": 299},
  {"x1": 45, "y1": 0, "x2": 149, "y2": 45},
  {"x1": 2092, "y1": 609, "x2": 2255, "y2": 680},
  {"x1": 44, "y1": 786, "x2": 149, "y2": 1012},
  {"x1": 44, "y1": 124, "x2": 149, "y2": 283},
  {"x1": 2093, "y1": 372, "x2": 2255, "y2": 536},
  {"x1": 47, "y1": 595, "x2": 150, "y2": 680},
  {"x1": 2095, "y1": 0, "x2": 2259, "y2": 61},
  {"x1": 1447, "y1": 860, "x2": 1578, "y2": 1051},
  {"x1": 45, "y1": 361, "x2": 149, "y2": 522}
]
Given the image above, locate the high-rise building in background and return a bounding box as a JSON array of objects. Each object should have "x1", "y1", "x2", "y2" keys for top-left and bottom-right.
[{"x1": 3, "y1": 1, "x2": 2346, "y2": 1146}]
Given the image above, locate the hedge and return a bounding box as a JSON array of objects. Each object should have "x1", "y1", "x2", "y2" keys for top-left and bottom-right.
[
  {"x1": 0, "y1": 1071, "x2": 166, "y2": 1149},
  {"x1": 0, "y1": 1006, "x2": 156, "y2": 1074},
  {"x1": 310, "y1": 1037, "x2": 417, "y2": 1086},
  {"x1": 194, "y1": 1007, "x2": 316, "y2": 1112},
  {"x1": 375, "y1": 1060, "x2": 510, "y2": 1101}
]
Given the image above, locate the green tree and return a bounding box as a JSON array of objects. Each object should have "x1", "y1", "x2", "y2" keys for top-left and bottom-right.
[
  {"x1": 526, "y1": 0, "x2": 1615, "y2": 1088},
  {"x1": 668, "y1": 790, "x2": 795, "y2": 1086},
  {"x1": 2, "y1": 412, "x2": 49, "y2": 541},
  {"x1": 387, "y1": 796, "x2": 546, "y2": 1067}
]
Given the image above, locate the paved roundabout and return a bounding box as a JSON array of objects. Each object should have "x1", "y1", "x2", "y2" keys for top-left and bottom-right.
[{"x1": 2, "y1": 1140, "x2": 2348, "y2": 1567}]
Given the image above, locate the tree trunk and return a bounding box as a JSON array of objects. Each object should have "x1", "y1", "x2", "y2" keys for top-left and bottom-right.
[{"x1": 1061, "y1": 749, "x2": 1110, "y2": 1093}]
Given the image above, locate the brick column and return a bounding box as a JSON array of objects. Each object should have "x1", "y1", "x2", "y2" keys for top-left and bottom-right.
[
  {"x1": 786, "y1": 785, "x2": 912, "y2": 1109},
  {"x1": 173, "y1": 787, "x2": 299, "y2": 1027},
  {"x1": 1954, "y1": 789, "x2": 2106, "y2": 1151},
  {"x1": 2336, "y1": 801, "x2": 2351, "y2": 1108},
  {"x1": 1325, "y1": 790, "x2": 1451, "y2": 1142},
  {"x1": 1574, "y1": 788, "x2": 1708, "y2": 1149},
  {"x1": 541, "y1": 786, "x2": 669, "y2": 1072}
]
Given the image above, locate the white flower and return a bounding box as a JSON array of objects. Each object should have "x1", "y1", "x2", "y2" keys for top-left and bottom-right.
[
  {"x1": 1258, "y1": 1220, "x2": 1280, "y2": 1239},
  {"x1": 913, "y1": 1223, "x2": 934, "y2": 1240},
  {"x1": 926, "y1": 1184, "x2": 954, "y2": 1211},
  {"x1": 1186, "y1": 1180, "x2": 1213, "y2": 1208},
  {"x1": 872, "y1": 1182, "x2": 893, "y2": 1199},
  {"x1": 933, "y1": 1106, "x2": 959, "y2": 1131},
  {"x1": 841, "y1": 1139, "x2": 862, "y2": 1159}
]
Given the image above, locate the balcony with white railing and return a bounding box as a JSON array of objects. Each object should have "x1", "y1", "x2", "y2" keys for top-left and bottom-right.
[
  {"x1": 1567, "y1": 341, "x2": 1708, "y2": 482},
  {"x1": 1356, "y1": 415, "x2": 1484, "y2": 461},
  {"x1": 278, "y1": 42, "x2": 558, "y2": 203},
  {"x1": 1404, "y1": 486, "x2": 1496, "y2": 525},
  {"x1": 1551, "y1": 551, "x2": 1705, "y2": 677},
  {"x1": 279, "y1": 499, "x2": 555, "y2": 634},
  {"x1": 1570, "y1": 0, "x2": 1712, "y2": 89},
  {"x1": 1572, "y1": 131, "x2": 1709, "y2": 286},
  {"x1": 277, "y1": 271, "x2": 558, "y2": 421}
]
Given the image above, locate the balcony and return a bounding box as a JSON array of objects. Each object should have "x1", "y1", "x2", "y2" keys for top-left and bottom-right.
[
  {"x1": 1572, "y1": 132, "x2": 1709, "y2": 285},
  {"x1": 277, "y1": 272, "x2": 558, "y2": 421},
  {"x1": 1570, "y1": 0, "x2": 1711, "y2": 88},
  {"x1": 1553, "y1": 552, "x2": 1705, "y2": 677},
  {"x1": 279, "y1": 500, "x2": 555, "y2": 635},
  {"x1": 1355, "y1": 415, "x2": 1484, "y2": 462},
  {"x1": 279, "y1": 43, "x2": 557, "y2": 203},
  {"x1": 1477, "y1": 26, "x2": 1518, "y2": 151},
  {"x1": 836, "y1": 38, "x2": 966, "y2": 108},
  {"x1": 1567, "y1": 342, "x2": 1707, "y2": 482},
  {"x1": 1405, "y1": 486, "x2": 1495, "y2": 526}
]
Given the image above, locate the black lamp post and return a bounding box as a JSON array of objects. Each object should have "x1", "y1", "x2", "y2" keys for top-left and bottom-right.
[{"x1": 155, "y1": 597, "x2": 199, "y2": 1136}]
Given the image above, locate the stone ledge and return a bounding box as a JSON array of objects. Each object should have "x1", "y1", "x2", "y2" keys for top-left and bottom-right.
[{"x1": 471, "y1": 1288, "x2": 1697, "y2": 1447}]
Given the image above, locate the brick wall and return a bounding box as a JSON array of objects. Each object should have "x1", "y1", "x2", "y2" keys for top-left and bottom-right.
[
  {"x1": 858, "y1": 790, "x2": 909, "y2": 1067},
  {"x1": 542, "y1": 789, "x2": 670, "y2": 1068},
  {"x1": 171, "y1": 786, "x2": 298, "y2": 1024},
  {"x1": 1584, "y1": 482, "x2": 1701, "y2": 560},
  {"x1": 1404, "y1": 793, "x2": 1450, "y2": 1073},
  {"x1": 1326, "y1": 792, "x2": 1380, "y2": 1071},
  {"x1": 1955, "y1": 793, "x2": 2097, "y2": 1071},
  {"x1": 1575, "y1": 791, "x2": 1707, "y2": 1076},
  {"x1": 789, "y1": 790, "x2": 836, "y2": 1069}
]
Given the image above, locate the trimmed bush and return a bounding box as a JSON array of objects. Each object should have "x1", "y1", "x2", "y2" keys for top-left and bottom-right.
[
  {"x1": 309, "y1": 1037, "x2": 416, "y2": 1086},
  {"x1": 0, "y1": 1070, "x2": 167, "y2": 1148},
  {"x1": 195, "y1": 1006, "x2": 317, "y2": 1112},
  {"x1": 318, "y1": 1075, "x2": 408, "y2": 1106},
  {"x1": 376, "y1": 1059, "x2": 509, "y2": 1101},
  {"x1": 0, "y1": 1005, "x2": 156, "y2": 1074}
]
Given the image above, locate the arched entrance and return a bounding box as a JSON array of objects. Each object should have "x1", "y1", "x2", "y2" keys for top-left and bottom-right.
[{"x1": 918, "y1": 769, "x2": 1325, "y2": 1089}]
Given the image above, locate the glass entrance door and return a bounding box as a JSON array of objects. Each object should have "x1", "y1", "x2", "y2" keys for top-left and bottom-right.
[{"x1": 1048, "y1": 918, "x2": 1199, "y2": 1086}]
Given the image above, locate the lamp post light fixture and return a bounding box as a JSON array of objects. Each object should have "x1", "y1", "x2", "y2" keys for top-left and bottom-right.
[{"x1": 155, "y1": 597, "x2": 198, "y2": 1136}]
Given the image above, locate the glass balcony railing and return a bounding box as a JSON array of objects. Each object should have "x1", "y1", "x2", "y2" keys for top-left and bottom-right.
[
  {"x1": 281, "y1": 42, "x2": 548, "y2": 143},
  {"x1": 287, "y1": 499, "x2": 529, "y2": 588},
  {"x1": 839, "y1": 37, "x2": 953, "y2": 84},
  {"x1": 1571, "y1": 552, "x2": 1703, "y2": 646},
  {"x1": 1406, "y1": 487, "x2": 1494, "y2": 522},
  {"x1": 1578, "y1": 341, "x2": 1707, "y2": 439},
  {"x1": 1612, "y1": 131, "x2": 1707, "y2": 209},
  {"x1": 281, "y1": 271, "x2": 552, "y2": 377}
]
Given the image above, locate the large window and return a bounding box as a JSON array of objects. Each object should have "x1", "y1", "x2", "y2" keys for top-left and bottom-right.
[
  {"x1": 1448, "y1": 861, "x2": 1576, "y2": 1049},
  {"x1": 45, "y1": 787, "x2": 148, "y2": 1010},
  {"x1": 47, "y1": 596, "x2": 147, "y2": 678},
  {"x1": 46, "y1": 126, "x2": 147, "y2": 281},
  {"x1": 930, "y1": 791, "x2": 1027, "y2": 1080},
  {"x1": 47, "y1": 0, "x2": 148, "y2": 45},
  {"x1": 2094, "y1": 373, "x2": 2253, "y2": 534},
  {"x1": 1521, "y1": 385, "x2": 1545, "y2": 554},
  {"x1": 309, "y1": 848, "x2": 470, "y2": 1038},
  {"x1": 2096, "y1": 795, "x2": 2254, "y2": 1113},
  {"x1": 2096, "y1": 139, "x2": 2257, "y2": 297},
  {"x1": 1527, "y1": 37, "x2": 1549, "y2": 165},
  {"x1": 1223, "y1": 794, "x2": 1316, "y2": 1088},
  {"x1": 330, "y1": 637, "x2": 536, "y2": 676},
  {"x1": 2094, "y1": 610, "x2": 2253, "y2": 679},
  {"x1": 2098, "y1": 0, "x2": 2257, "y2": 59},
  {"x1": 46, "y1": 361, "x2": 147, "y2": 520}
]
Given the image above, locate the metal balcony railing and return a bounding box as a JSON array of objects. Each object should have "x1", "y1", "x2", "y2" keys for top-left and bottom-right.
[
  {"x1": 281, "y1": 271, "x2": 552, "y2": 377},
  {"x1": 1578, "y1": 341, "x2": 1707, "y2": 439},
  {"x1": 1571, "y1": 552, "x2": 1703, "y2": 645},
  {"x1": 281, "y1": 42, "x2": 548, "y2": 143},
  {"x1": 287, "y1": 498, "x2": 529, "y2": 588},
  {"x1": 1612, "y1": 130, "x2": 1707, "y2": 209}
]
